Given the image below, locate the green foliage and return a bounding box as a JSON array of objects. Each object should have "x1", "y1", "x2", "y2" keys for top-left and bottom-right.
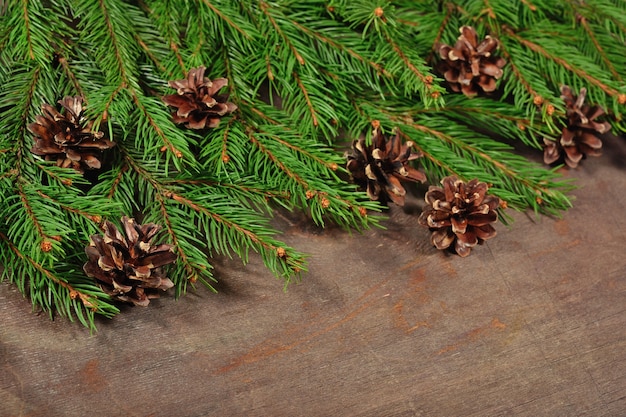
[{"x1": 1, "y1": 0, "x2": 624, "y2": 328}]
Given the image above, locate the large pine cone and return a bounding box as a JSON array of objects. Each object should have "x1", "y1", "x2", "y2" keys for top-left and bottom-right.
[
  {"x1": 346, "y1": 122, "x2": 426, "y2": 206},
  {"x1": 163, "y1": 66, "x2": 237, "y2": 129},
  {"x1": 83, "y1": 217, "x2": 177, "y2": 306},
  {"x1": 418, "y1": 176, "x2": 499, "y2": 257},
  {"x1": 28, "y1": 96, "x2": 115, "y2": 173},
  {"x1": 437, "y1": 26, "x2": 506, "y2": 97},
  {"x1": 544, "y1": 85, "x2": 611, "y2": 168}
]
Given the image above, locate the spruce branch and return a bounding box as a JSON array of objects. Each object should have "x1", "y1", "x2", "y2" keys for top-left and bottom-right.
[
  {"x1": 0, "y1": 230, "x2": 119, "y2": 330},
  {"x1": 2, "y1": 0, "x2": 625, "y2": 328},
  {"x1": 503, "y1": 27, "x2": 621, "y2": 98}
]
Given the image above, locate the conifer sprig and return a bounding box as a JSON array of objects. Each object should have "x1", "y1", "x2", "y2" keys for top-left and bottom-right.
[{"x1": 1, "y1": 0, "x2": 624, "y2": 328}]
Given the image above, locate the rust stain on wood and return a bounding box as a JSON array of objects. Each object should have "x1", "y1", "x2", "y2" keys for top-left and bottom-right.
[
  {"x1": 436, "y1": 318, "x2": 507, "y2": 355},
  {"x1": 392, "y1": 299, "x2": 430, "y2": 334},
  {"x1": 530, "y1": 239, "x2": 581, "y2": 258},
  {"x1": 391, "y1": 268, "x2": 443, "y2": 334},
  {"x1": 215, "y1": 258, "x2": 425, "y2": 374},
  {"x1": 77, "y1": 359, "x2": 106, "y2": 393},
  {"x1": 553, "y1": 219, "x2": 570, "y2": 236},
  {"x1": 215, "y1": 296, "x2": 382, "y2": 374}
]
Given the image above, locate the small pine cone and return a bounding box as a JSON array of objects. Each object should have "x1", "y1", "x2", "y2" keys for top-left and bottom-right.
[
  {"x1": 543, "y1": 86, "x2": 611, "y2": 168},
  {"x1": 418, "y1": 176, "x2": 499, "y2": 257},
  {"x1": 83, "y1": 217, "x2": 177, "y2": 306},
  {"x1": 437, "y1": 26, "x2": 506, "y2": 97},
  {"x1": 163, "y1": 66, "x2": 237, "y2": 129},
  {"x1": 346, "y1": 124, "x2": 426, "y2": 206},
  {"x1": 28, "y1": 96, "x2": 115, "y2": 173}
]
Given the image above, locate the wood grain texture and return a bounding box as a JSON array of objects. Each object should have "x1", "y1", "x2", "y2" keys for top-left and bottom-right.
[{"x1": 1, "y1": 137, "x2": 625, "y2": 417}]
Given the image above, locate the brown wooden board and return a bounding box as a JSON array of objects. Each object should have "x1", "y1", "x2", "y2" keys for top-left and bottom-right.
[{"x1": 2, "y1": 137, "x2": 626, "y2": 416}]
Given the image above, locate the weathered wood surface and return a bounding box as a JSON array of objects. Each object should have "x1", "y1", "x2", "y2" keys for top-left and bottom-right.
[{"x1": 2, "y1": 138, "x2": 626, "y2": 417}]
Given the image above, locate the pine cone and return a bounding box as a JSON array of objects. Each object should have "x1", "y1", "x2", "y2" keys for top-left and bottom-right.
[
  {"x1": 163, "y1": 66, "x2": 237, "y2": 129},
  {"x1": 346, "y1": 122, "x2": 426, "y2": 206},
  {"x1": 437, "y1": 26, "x2": 506, "y2": 97},
  {"x1": 418, "y1": 176, "x2": 499, "y2": 257},
  {"x1": 543, "y1": 85, "x2": 611, "y2": 168},
  {"x1": 28, "y1": 96, "x2": 115, "y2": 173},
  {"x1": 83, "y1": 217, "x2": 177, "y2": 306}
]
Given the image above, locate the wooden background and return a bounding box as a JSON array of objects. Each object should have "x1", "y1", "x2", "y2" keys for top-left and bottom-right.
[{"x1": 1, "y1": 136, "x2": 625, "y2": 416}]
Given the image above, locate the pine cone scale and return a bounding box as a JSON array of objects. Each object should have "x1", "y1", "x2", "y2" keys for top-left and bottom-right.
[
  {"x1": 138, "y1": 251, "x2": 178, "y2": 268},
  {"x1": 474, "y1": 224, "x2": 497, "y2": 240},
  {"x1": 113, "y1": 280, "x2": 133, "y2": 294},
  {"x1": 579, "y1": 132, "x2": 602, "y2": 148},
  {"x1": 401, "y1": 166, "x2": 427, "y2": 182},
  {"x1": 432, "y1": 229, "x2": 455, "y2": 249},
  {"x1": 131, "y1": 265, "x2": 152, "y2": 279},
  {"x1": 451, "y1": 216, "x2": 468, "y2": 234},
  {"x1": 207, "y1": 78, "x2": 229, "y2": 96},
  {"x1": 466, "y1": 212, "x2": 498, "y2": 226},
  {"x1": 83, "y1": 261, "x2": 112, "y2": 285},
  {"x1": 28, "y1": 119, "x2": 54, "y2": 138},
  {"x1": 456, "y1": 228, "x2": 478, "y2": 246},
  {"x1": 481, "y1": 62, "x2": 503, "y2": 77},
  {"x1": 563, "y1": 145, "x2": 583, "y2": 165}
]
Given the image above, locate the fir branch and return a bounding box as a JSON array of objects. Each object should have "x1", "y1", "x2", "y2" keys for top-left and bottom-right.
[
  {"x1": 247, "y1": 128, "x2": 311, "y2": 191},
  {"x1": 577, "y1": 16, "x2": 620, "y2": 81},
  {"x1": 0, "y1": 231, "x2": 118, "y2": 329},
  {"x1": 498, "y1": 40, "x2": 543, "y2": 103},
  {"x1": 35, "y1": 190, "x2": 103, "y2": 224},
  {"x1": 154, "y1": 191, "x2": 211, "y2": 291},
  {"x1": 57, "y1": 54, "x2": 86, "y2": 98},
  {"x1": 503, "y1": 26, "x2": 621, "y2": 98},
  {"x1": 121, "y1": 145, "x2": 306, "y2": 289},
  {"x1": 141, "y1": 0, "x2": 187, "y2": 74},
  {"x1": 105, "y1": 162, "x2": 128, "y2": 199},
  {"x1": 259, "y1": 1, "x2": 305, "y2": 65},
  {"x1": 132, "y1": 95, "x2": 192, "y2": 164},
  {"x1": 21, "y1": 0, "x2": 35, "y2": 60},
  {"x1": 427, "y1": 95, "x2": 545, "y2": 148},
  {"x1": 4, "y1": 0, "x2": 623, "y2": 329},
  {"x1": 201, "y1": 0, "x2": 253, "y2": 41},
  {"x1": 425, "y1": 1, "x2": 455, "y2": 63},
  {"x1": 114, "y1": 150, "x2": 217, "y2": 288},
  {"x1": 14, "y1": 181, "x2": 55, "y2": 253},
  {"x1": 286, "y1": 15, "x2": 391, "y2": 78},
  {"x1": 384, "y1": 32, "x2": 430, "y2": 87},
  {"x1": 166, "y1": 178, "x2": 291, "y2": 204},
  {"x1": 293, "y1": 71, "x2": 319, "y2": 127}
]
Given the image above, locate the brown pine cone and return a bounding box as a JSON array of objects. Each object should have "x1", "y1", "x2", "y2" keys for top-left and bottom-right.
[
  {"x1": 543, "y1": 85, "x2": 611, "y2": 168},
  {"x1": 437, "y1": 26, "x2": 506, "y2": 97},
  {"x1": 346, "y1": 122, "x2": 426, "y2": 206},
  {"x1": 418, "y1": 176, "x2": 499, "y2": 257},
  {"x1": 28, "y1": 96, "x2": 115, "y2": 173},
  {"x1": 163, "y1": 66, "x2": 237, "y2": 129},
  {"x1": 83, "y1": 217, "x2": 177, "y2": 306}
]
